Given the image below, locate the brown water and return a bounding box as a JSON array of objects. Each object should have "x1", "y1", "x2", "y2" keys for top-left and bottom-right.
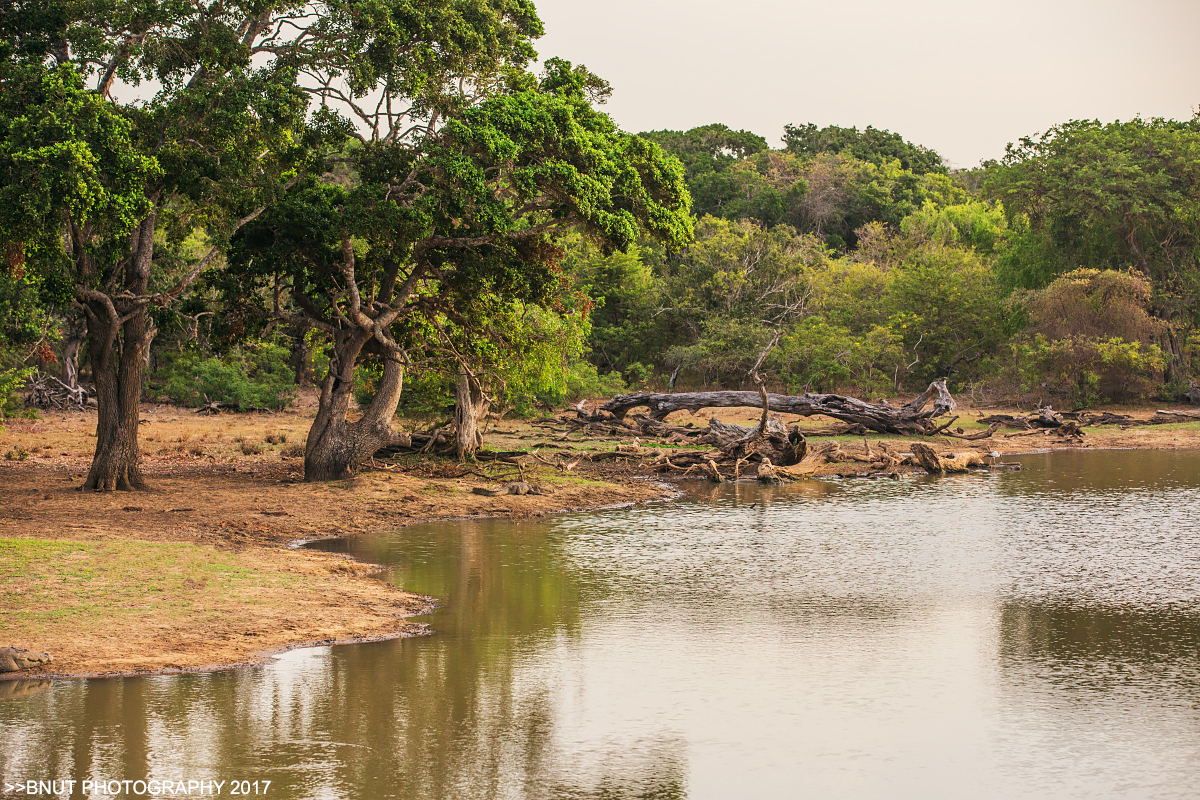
[{"x1": 3, "y1": 449, "x2": 1200, "y2": 799}]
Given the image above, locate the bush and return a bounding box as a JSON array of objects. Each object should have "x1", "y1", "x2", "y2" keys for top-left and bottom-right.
[
  {"x1": 563, "y1": 361, "x2": 627, "y2": 401},
  {"x1": 1008, "y1": 334, "x2": 1166, "y2": 406},
  {"x1": 1003, "y1": 269, "x2": 1169, "y2": 405},
  {"x1": 156, "y1": 342, "x2": 297, "y2": 411}
]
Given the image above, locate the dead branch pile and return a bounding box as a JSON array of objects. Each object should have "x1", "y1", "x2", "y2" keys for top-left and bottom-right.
[{"x1": 23, "y1": 371, "x2": 92, "y2": 411}]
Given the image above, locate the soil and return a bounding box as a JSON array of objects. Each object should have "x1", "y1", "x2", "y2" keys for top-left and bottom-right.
[{"x1": 3, "y1": 391, "x2": 1198, "y2": 680}]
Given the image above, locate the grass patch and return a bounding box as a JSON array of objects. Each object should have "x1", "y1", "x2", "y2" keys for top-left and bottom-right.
[{"x1": 0, "y1": 538, "x2": 299, "y2": 634}]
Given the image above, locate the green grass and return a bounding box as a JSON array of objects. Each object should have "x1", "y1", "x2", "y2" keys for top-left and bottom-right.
[{"x1": 0, "y1": 538, "x2": 299, "y2": 629}]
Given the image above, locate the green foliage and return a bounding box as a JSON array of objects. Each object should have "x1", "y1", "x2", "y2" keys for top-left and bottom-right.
[
  {"x1": 899, "y1": 200, "x2": 1008, "y2": 254},
  {"x1": 640, "y1": 124, "x2": 770, "y2": 181},
  {"x1": 1009, "y1": 335, "x2": 1165, "y2": 407},
  {"x1": 665, "y1": 318, "x2": 776, "y2": 387},
  {"x1": 0, "y1": 63, "x2": 157, "y2": 251},
  {"x1": 985, "y1": 116, "x2": 1200, "y2": 326},
  {"x1": 156, "y1": 342, "x2": 297, "y2": 412},
  {"x1": 646, "y1": 128, "x2": 966, "y2": 246},
  {"x1": 783, "y1": 123, "x2": 947, "y2": 175},
  {"x1": 0, "y1": 361, "x2": 33, "y2": 420},
  {"x1": 886, "y1": 245, "x2": 1006, "y2": 383},
  {"x1": 777, "y1": 319, "x2": 902, "y2": 395}
]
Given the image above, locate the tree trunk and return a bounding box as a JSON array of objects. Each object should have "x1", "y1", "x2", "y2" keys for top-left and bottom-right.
[
  {"x1": 601, "y1": 379, "x2": 956, "y2": 435},
  {"x1": 453, "y1": 371, "x2": 488, "y2": 458},
  {"x1": 304, "y1": 332, "x2": 408, "y2": 481},
  {"x1": 80, "y1": 214, "x2": 156, "y2": 491},
  {"x1": 61, "y1": 315, "x2": 85, "y2": 392},
  {"x1": 910, "y1": 442, "x2": 986, "y2": 474},
  {"x1": 83, "y1": 311, "x2": 150, "y2": 490}
]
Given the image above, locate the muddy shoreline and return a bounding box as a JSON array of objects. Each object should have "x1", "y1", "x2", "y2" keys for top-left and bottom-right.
[{"x1": 3, "y1": 400, "x2": 1199, "y2": 681}]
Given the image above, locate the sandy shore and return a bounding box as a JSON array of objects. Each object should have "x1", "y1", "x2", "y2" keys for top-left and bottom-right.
[{"x1": 2, "y1": 398, "x2": 1198, "y2": 679}]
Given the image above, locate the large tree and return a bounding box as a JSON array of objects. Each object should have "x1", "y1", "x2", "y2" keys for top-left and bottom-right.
[
  {"x1": 0, "y1": 0, "x2": 316, "y2": 490},
  {"x1": 228, "y1": 56, "x2": 693, "y2": 479}
]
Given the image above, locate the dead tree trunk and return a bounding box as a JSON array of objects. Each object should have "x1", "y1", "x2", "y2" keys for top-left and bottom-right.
[
  {"x1": 61, "y1": 314, "x2": 86, "y2": 394},
  {"x1": 304, "y1": 331, "x2": 409, "y2": 481},
  {"x1": 602, "y1": 379, "x2": 956, "y2": 435},
  {"x1": 453, "y1": 370, "x2": 488, "y2": 458}
]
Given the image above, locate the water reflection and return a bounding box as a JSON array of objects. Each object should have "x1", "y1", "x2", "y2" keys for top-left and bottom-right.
[{"x1": 2, "y1": 450, "x2": 1200, "y2": 799}]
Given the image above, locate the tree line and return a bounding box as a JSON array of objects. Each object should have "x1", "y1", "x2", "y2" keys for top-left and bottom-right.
[
  {"x1": 2, "y1": 1, "x2": 1198, "y2": 491},
  {"x1": 578, "y1": 117, "x2": 1200, "y2": 407}
]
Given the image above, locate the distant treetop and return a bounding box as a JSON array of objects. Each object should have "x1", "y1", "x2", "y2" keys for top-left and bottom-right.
[
  {"x1": 640, "y1": 124, "x2": 769, "y2": 179},
  {"x1": 782, "y1": 123, "x2": 946, "y2": 175}
]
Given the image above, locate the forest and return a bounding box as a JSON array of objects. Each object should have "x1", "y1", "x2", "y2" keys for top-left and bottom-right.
[{"x1": 3, "y1": 1, "x2": 1200, "y2": 489}]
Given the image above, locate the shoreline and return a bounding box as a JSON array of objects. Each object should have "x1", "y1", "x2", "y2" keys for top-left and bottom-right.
[{"x1": 4, "y1": 402, "x2": 1199, "y2": 682}]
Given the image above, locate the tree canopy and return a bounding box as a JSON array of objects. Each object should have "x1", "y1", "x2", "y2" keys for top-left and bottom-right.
[{"x1": 783, "y1": 123, "x2": 947, "y2": 175}]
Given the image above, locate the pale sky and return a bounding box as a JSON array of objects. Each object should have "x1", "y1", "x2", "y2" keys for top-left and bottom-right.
[{"x1": 532, "y1": 0, "x2": 1200, "y2": 168}]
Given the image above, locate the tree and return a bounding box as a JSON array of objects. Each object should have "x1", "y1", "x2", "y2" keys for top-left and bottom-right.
[
  {"x1": 1, "y1": 1, "x2": 314, "y2": 490},
  {"x1": 640, "y1": 123, "x2": 769, "y2": 181},
  {"x1": 228, "y1": 55, "x2": 692, "y2": 478}
]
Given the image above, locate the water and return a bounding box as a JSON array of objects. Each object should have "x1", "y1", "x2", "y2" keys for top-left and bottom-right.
[{"x1": 4, "y1": 449, "x2": 1200, "y2": 799}]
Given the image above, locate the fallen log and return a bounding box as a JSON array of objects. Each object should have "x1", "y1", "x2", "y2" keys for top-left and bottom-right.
[
  {"x1": 977, "y1": 414, "x2": 1032, "y2": 430},
  {"x1": 471, "y1": 482, "x2": 554, "y2": 497},
  {"x1": 601, "y1": 379, "x2": 955, "y2": 435},
  {"x1": 910, "y1": 442, "x2": 987, "y2": 474},
  {"x1": 794, "y1": 422, "x2": 868, "y2": 436},
  {"x1": 777, "y1": 442, "x2": 842, "y2": 478},
  {"x1": 1156, "y1": 408, "x2": 1200, "y2": 421}
]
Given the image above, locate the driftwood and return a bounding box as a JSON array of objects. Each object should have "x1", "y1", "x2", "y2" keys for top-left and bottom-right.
[
  {"x1": 471, "y1": 482, "x2": 554, "y2": 497},
  {"x1": 697, "y1": 417, "x2": 807, "y2": 466},
  {"x1": 794, "y1": 422, "x2": 868, "y2": 436},
  {"x1": 701, "y1": 459, "x2": 725, "y2": 483},
  {"x1": 1156, "y1": 408, "x2": 1200, "y2": 421},
  {"x1": 602, "y1": 379, "x2": 955, "y2": 435},
  {"x1": 777, "y1": 442, "x2": 844, "y2": 478},
  {"x1": 978, "y1": 414, "x2": 1032, "y2": 430},
  {"x1": 910, "y1": 443, "x2": 987, "y2": 474},
  {"x1": 940, "y1": 422, "x2": 1002, "y2": 440},
  {"x1": 756, "y1": 458, "x2": 785, "y2": 484}
]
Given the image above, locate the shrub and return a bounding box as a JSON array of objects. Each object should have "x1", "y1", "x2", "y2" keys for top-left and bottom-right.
[
  {"x1": 563, "y1": 361, "x2": 627, "y2": 401},
  {"x1": 0, "y1": 363, "x2": 33, "y2": 420},
  {"x1": 1005, "y1": 269, "x2": 1169, "y2": 405},
  {"x1": 1009, "y1": 334, "x2": 1165, "y2": 406},
  {"x1": 156, "y1": 342, "x2": 297, "y2": 411}
]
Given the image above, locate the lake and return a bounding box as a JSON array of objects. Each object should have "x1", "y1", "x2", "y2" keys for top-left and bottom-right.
[{"x1": 3, "y1": 449, "x2": 1200, "y2": 799}]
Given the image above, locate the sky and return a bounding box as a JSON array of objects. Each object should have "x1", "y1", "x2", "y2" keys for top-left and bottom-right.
[{"x1": 531, "y1": 0, "x2": 1200, "y2": 168}]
